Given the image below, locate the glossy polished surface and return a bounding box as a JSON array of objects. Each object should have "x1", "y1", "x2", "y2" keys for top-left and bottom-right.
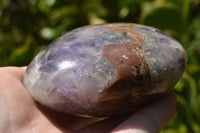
[{"x1": 24, "y1": 23, "x2": 187, "y2": 117}]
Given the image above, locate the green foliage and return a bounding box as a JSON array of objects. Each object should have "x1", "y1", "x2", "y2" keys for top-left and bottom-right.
[{"x1": 0, "y1": 0, "x2": 200, "y2": 132}]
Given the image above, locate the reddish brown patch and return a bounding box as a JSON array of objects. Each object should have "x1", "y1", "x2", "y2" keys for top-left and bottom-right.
[
  {"x1": 96, "y1": 41, "x2": 151, "y2": 110},
  {"x1": 102, "y1": 42, "x2": 144, "y2": 78}
]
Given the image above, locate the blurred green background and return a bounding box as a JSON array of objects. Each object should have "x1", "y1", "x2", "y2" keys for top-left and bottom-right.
[{"x1": 0, "y1": 0, "x2": 200, "y2": 132}]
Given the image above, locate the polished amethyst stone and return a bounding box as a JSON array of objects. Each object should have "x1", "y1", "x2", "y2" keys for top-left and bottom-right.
[{"x1": 24, "y1": 23, "x2": 187, "y2": 117}]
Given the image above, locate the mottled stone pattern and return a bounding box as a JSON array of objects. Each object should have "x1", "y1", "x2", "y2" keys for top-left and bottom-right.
[
  {"x1": 133, "y1": 25, "x2": 186, "y2": 94},
  {"x1": 24, "y1": 23, "x2": 187, "y2": 117}
]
